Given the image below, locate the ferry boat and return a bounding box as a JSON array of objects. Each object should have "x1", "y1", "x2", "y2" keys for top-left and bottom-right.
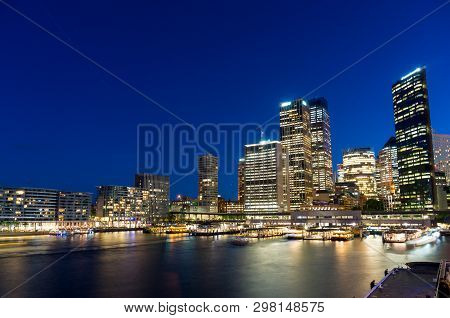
[
  {"x1": 286, "y1": 233, "x2": 303, "y2": 240},
  {"x1": 406, "y1": 228, "x2": 440, "y2": 246},
  {"x1": 303, "y1": 233, "x2": 324, "y2": 240},
  {"x1": 49, "y1": 229, "x2": 70, "y2": 237},
  {"x1": 330, "y1": 231, "x2": 354, "y2": 241},
  {"x1": 165, "y1": 225, "x2": 189, "y2": 234},
  {"x1": 72, "y1": 228, "x2": 94, "y2": 235},
  {"x1": 382, "y1": 229, "x2": 421, "y2": 243}
]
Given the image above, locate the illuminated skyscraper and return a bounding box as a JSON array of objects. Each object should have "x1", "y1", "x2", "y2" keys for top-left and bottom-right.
[
  {"x1": 237, "y1": 158, "x2": 245, "y2": 204},
  {"x1": 198, "y1": 154, "x2": 219, "y2": 212},
  {"x1": 392, "y1": 67, "x2": 435, "y2": 211},
  {"x1": 309, "y1": 97, "x2": 333, "y2": 193},
  {"x1": 435, "y1": 171, "x2": 448, "y2": 211},
  {"x1": 243, "y1": 140, "x2": 289, "y2": 213},
  {"x1": 336, "y1": 163, "x2": 345, "y2": 183},
  {"x1": 376, "y1": 137, "x2": 399, "y2": 211},
  {"x1": 341, "y1": 148, "x2": 377, "y2": 199},
  {"x1": 280, "y1": 99, "x2": 313, "y2": 209},
  {"x1": 135, "y1": 173, "x2": 170, "y2": 216},
  {"x1": 433, "y1": 132, "x2": 450, "y2": 185}
]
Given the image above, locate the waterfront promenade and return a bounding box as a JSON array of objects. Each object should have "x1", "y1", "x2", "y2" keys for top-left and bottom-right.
[{"x1": 0, "y1": 232, "x2": 449, "y2": 297}]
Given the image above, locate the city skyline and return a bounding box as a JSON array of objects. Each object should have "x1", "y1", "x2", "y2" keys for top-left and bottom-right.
[
  {"x1": 1, "y1": 1, "x2": 449, "y2": 200},
  {"x1": 0, "y1": 65, "x2": 449, "y2": 202}
]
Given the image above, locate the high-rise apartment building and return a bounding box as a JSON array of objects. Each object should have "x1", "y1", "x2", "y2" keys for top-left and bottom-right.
[
  {"x1": 280, "y1": 99, "x2": 313, "y2": 208},
  {"x1": 135, "y1": 173, "x2": 170, "y2": 216},
  {"x1": 309, "y1": 97, "x2": 333, "y2": 193},
  {"x1": 433, "y1": 132, "x2": 450, "y2": 185},
  {"x1": 341, "y1": 148, "x2": 377, "y2": 199},
  {"x1": 95, "y1": 185, "x2": 155, "y2": 222},
  {"x1": 237, "y1": 158, "x2": 245, "y2": 204},
  {"x1": 0, "y1": 187, "x2": 91, "y2": 221},
  {"x1": 244, "y1": 140, "x2": 289, "y2": 213},
  {"x1": 392, "y1": 67, "x2": 435, "y2": 211},
  {"x1": 376, "y1": 137, "x2": 399, "y2": 211},
  {"x1": 198, "y1": 154, "x2": 218, "y2": 212}
]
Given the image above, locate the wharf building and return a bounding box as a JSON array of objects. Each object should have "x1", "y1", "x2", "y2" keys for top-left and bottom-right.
[
  {"x1": 243, "y1": 140, "x2": 290, "y2": 213},
  {"x1": 280, "y1": 98, "x2": 313, "y2": 208},
  {"x1": 392, "y1": 67, "x2": 436, "y2": 211}
]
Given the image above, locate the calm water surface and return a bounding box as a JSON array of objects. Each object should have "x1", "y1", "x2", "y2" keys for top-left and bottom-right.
[{"x1": 0, "y1": 232, "x2": 449, "y2": 297}]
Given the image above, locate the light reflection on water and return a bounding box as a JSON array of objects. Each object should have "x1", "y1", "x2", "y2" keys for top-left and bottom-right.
[{"x1": 0, "y1": 232, "x2": 448, "y2": 297}]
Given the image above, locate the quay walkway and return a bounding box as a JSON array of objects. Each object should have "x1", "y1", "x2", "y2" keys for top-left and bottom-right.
[{"x1": 366, "y1": 262, "x2": 441, "y2": 298}]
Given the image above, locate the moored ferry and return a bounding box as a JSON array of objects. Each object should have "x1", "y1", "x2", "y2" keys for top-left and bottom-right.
[
  {"x1": 406, "y1": 228, "x2": 441, "y2": 246},
  {"x1": 382, "y1": 229, "x2": 421, "y2": 243},
  {"x1": 330, "y1": 231, "x2": 354, "y2": 241}
]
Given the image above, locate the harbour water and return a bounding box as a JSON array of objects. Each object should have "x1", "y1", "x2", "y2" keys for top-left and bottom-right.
[{"x1": 0, "y1": 232, "x2": 449, "y2": 297}]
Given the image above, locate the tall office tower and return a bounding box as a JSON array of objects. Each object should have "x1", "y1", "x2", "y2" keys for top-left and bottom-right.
[
  {"x1": 309, "y1": 98, "x2": 333, "y2": 193},
  {"x1": 198, "y1": 154, "x2": 219, "y2": 212},
  {"x1": 135, "y1": 173, "x2": 170, "y2": 216},
  {"x1": 392, "y1": 67, "x2": 435, "y2": 211},
  {"x1": 376, "y1": 137, "x2": 399, "y2": 211},
  {"x1": 244, "y1": 140, "x2": 289, "y2": 213},
  {"x1": 342, "y1": 148, "x2": 377, "y2": 199},
  {"x1": 435, "y1": 171, "x2": 448, "y2": 211},
  {"x1": 433, "y1": 132, "x2": 450, "y2": 185},
  {"x1": 237, "y1": 158, "x2": 245, "y2": 204},
  {"x1": 0, "y1": 187, "x2": 91, "y2": 221},
  {"x1": 280, "y1": 99, "x2": 313, "y2": 209}
]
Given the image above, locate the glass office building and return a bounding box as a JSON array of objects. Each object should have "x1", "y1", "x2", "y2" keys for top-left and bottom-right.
[
  {"x1": 280, "y1": 99, "x2": 313, "y2": 208},
  {"x1": 244, "y1": 140, "x2": 289, "y2": 213},
  {"x1": 392, "y1": 67, "x2": 435, "y2": 211},
  {"x1": 309, "y1": 97, "x2": 333, "y2": 193}
]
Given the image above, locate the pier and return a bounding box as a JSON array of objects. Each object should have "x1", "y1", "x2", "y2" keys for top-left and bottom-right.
[{"x1": 366, "y1": 262, "x2": 445, "y2": 298}]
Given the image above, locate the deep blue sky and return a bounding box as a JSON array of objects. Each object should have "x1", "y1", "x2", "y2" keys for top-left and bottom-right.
[{"x1": 1, "y1": 0, "x2": 449, "y2": 199}]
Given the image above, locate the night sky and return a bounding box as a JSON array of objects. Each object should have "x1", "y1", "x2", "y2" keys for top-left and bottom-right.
[{"x1": 1, "y1": 0, "x2": 449, "y2": 199}]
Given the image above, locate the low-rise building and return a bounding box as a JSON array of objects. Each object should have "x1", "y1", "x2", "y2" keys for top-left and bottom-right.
[
  {"x1": 0, "y1": 187, "x2": 91, "y2": 221},
  {"x1": 218, "y1": 198, "x2": 244, "y2": 213}
]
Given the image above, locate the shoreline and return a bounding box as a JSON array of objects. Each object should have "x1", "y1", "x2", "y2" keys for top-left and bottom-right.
[{"x1": 0, "y1": 228, "x2": 143, "y2": 238}]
